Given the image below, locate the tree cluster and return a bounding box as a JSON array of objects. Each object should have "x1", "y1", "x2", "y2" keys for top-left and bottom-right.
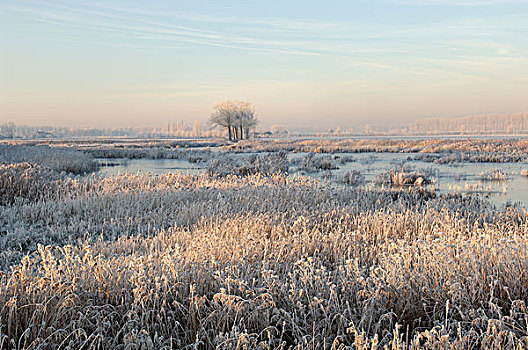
[
  {"x1": 0, "y1": 122, "x2": 223, "y2": 139},
  {"x1": 209, "y1": 101, "x2": 259, "y2": 141},
  {"x1": 410, "y1": 112, "x2": 528, "y2": 134}
]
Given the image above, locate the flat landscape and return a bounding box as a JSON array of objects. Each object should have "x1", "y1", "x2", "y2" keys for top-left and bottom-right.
[
  {"x1": 3, "y1": 0, "x2": 528, "y2": 348},
  {"x1": 1, "y1": 137, "x2": 527, "y2": 349}
]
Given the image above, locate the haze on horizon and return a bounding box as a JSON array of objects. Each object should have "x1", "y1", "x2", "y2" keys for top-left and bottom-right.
[{"x1": 1, "y1": 0, "x2": 527, "y2": 129}]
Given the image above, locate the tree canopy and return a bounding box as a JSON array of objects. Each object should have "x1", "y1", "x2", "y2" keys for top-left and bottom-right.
[{"x1": 209, "y1": 101, "x2": 259, "y2": 141}]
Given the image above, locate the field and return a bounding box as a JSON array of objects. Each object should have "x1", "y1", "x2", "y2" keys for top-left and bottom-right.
[{"x1": 1, "y1": 138, "x2": 528, "y2": 349}]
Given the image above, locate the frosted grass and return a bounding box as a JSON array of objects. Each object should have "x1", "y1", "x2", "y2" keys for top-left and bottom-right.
[{"x1": 1, "y1": 167, "x2": 527, "y2": 348}]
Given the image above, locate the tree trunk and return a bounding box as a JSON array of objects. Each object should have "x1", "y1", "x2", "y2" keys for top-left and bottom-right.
[
  {"x1": 240, "y1": 126, "x2": 244, "y2": 140},
  {"x1": 227, "y1": 124, "x2": 232, "y2": 141}
]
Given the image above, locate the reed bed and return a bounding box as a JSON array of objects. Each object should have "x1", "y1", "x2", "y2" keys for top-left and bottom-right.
[
  {"x1": 6, "y1": 138, "x2": 528, "y2": 163},
  {"x1": 2, "y1": 139, "x2": 223, "y2": 161},
  {"x1": 0, "y1": 144, "x2": 98, "y2": 174},
  {"x1": 479, "y1": 170, "x2": 509, "y2": 181},
  {"x1": 1, "y1": 165, "x2": 527, "y2": 349},
  {"x1": 207, "y1": 152, "x2": 289, "y2": 177},
  {"x1": 227, "y1": 138, "x2": 528, "y2": 163},
  {"x1": 412, "y1": 153, "x2": 527, "y2": 164}
]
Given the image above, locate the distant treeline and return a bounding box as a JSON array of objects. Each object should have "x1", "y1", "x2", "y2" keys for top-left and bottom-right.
[
  {"x1": 2, "y1": 112, "x2": 527, "y2": 139},
  {"x1": 0, "y1": 121, "x2": 225, "y2": 139},
  {"x1": 407, "y1": 112, "x2": 528, "y2": 134}
]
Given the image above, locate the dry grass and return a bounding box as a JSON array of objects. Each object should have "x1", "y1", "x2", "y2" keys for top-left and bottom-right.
[
  {"x1": 1, "y1": 165, "x2": 527, "y2": 348},
  {"x1": 479, "y1": 170, "x2": 509, "y2": 181},
  {"x1": 207, "y1": 152, "x2": 289, "y2": 177},
  {"x1": 341, "y1": 170, "x2": 364, "y2": 185},
  {"x1": 376, "y1": 170, "x2": 431, "y2": 187},
  {"x1": 227, "y1": 138, "x2": 528, "y2": 163},
  {"x1": 1, "y1": 139, "x2": 223, "y2": 161},
  {"x1": 0, "y1": 163, "x2": 64, "y2": 205},
  {"x1": 0, "y1": 144, "x2": 99, "y2": 174}
]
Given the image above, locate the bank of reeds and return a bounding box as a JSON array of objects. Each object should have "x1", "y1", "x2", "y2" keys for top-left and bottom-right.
[
  {"x1": 1, "y1": 167, "x2": 527, "y2": 348},
  {"x1": 0, "y1": 144, "x2": 98, "y2": 174},
  {"x1": 227, "y1": 138, "x2": 528, "y2": 163}
]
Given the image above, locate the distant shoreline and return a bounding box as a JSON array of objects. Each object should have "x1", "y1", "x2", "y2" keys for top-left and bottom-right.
[{"x1": 2, "y1": 133, "x2": 528, "y2": 142}]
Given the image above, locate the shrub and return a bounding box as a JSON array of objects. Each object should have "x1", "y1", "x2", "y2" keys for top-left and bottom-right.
[
  {"x1": 207, "y1": 152, "x2": 288, "y2": 177},
  {"x1": 341, "y1": 170, "x2": 364, "y2": 185},
  {"x1": 377, "y1": 169, "x2": 431, "y2": 186},
  {"x1": 299, "y1": 153, "x2": 337, "y2": 172}
]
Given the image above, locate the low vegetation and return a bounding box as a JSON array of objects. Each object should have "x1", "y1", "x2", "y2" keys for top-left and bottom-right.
[
  {"x1": 0, "y1": 144, "x2": 98, "y2": 174},
  {"x1": 0, "y1": 163, "x2": 65, "y2": 205},
  {"x1": 376, "y1": 169, "x2": 431, "y2": 187},
  {"x1": 1, "y1": 141, "x2": 527, "y2": 348},
  {"x1": 295, "y1": 153, "x2": 337, "y2": 172},
  {"x1": 412, "y1": 152, "x2": 527, "y2": 164},
  {"x1": 341, "y1": 170, "x2": 364, "y2": 185},
  {"x1": 478, "y1": 169, "x2": 509, "y2": 181},
  {"x1": 207, "y1": 152, "x2": 289, "y2": 177},
  {"x1": 2, "y1": 139, "x2": 222, "y2": 160},
  {"x1": 227, "y1": 138, "x2": 528, "y2": 160}
]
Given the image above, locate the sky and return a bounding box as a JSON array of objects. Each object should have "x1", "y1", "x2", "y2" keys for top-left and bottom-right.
[{"x1": 1, "y1": 0, "x2": 527, "y2": 129}]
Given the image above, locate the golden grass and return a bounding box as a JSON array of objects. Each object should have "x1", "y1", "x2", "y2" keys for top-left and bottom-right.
[
  {"x1": 228, "y1": 138, "x2": 528, "y2": 161},
  {"x1": 1, "y1": 170, "x2": 527, "y2": 349}
]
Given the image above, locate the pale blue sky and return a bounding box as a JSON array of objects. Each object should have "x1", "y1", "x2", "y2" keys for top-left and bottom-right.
[{"x1": 1, "y1": 0, "x2": 527, "y2": 128}]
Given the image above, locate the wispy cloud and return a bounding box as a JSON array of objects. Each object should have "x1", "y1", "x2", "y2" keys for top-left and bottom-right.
[
  {"x1": 2, "y1": 0, "x2": 527, "y2": 78},
  {"x1": 388, "y1": 0, "x2": 524, "y2": 6},
  {"x1": 4, "y1": 0, "x2": 327, "y2": 56}
]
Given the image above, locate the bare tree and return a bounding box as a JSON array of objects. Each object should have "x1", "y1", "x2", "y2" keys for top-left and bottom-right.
[
  {"x1": 241, "y1": 109, "x2": 258, "y2": 139},
  {"x1": 0, "y1": 122, "x2": 16, "y2": 139},
  {"x1": 409, "y1": 112, "x2": 528, "y2": 134},
  {"x1": 209, "y1": 101, "x2": 235, "y2": 141},
  {"x1": 209, "y1": 101, "x2": 258, "y2": 141}
]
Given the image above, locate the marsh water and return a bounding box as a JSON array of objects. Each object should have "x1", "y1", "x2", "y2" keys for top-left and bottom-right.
[{"x1": 97, "y1": 152, "x2": 528, "y2": 207}]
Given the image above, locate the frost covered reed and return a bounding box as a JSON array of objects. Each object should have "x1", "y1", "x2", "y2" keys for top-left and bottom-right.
[
  {"x1": 1, "y1": 168, "x2": 527, "y2": 348},
  {"x1": 0, "y1": 163, "x2": 64, "y2": 205},
  {"x1": 0, "y1": 144, "x2": 98, "y2": 174},
  {"x1": 479, "y1": 169, "x2": 509, "y2": 181},
  {"x1": 227, "y1": 138, "x2": 528, "y2": 159},
  {"x1": 207, "y1": 152, "x2": 289, "y2": 176},
  {"x1": 413, "y1": 152, "x2": 527, "y2": 164},
  {"x1": 296, "y1": 153, "x2": 337, "y2": 172},
  {"x1": 341, "y1": 170, "x2": 364, "y2": 185},
  {"x1": 376, "y1": 170, "x2": 431, "y2": 186},
  {"x1": 7, "y1": 139, "x2": 222, "y2": 160}
]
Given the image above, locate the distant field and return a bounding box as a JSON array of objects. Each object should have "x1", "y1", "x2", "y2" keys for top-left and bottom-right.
[{"x1": 1, "y1": 138, "x2": 527, "y2": 349}]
